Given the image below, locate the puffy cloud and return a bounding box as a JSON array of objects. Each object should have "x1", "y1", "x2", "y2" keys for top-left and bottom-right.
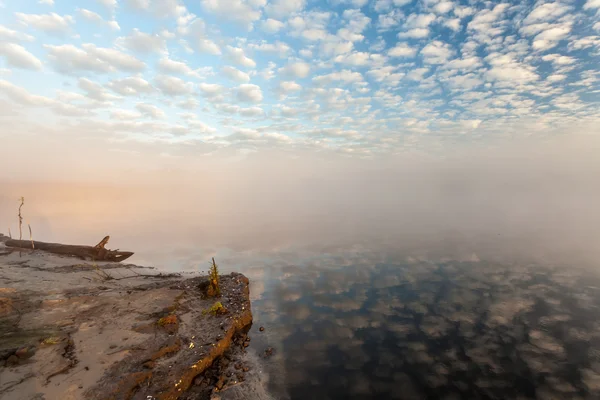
[
  {"x1": 78, "y1": 78, "x2": 120, "y2": 102},
  {"x1": 45, "y1": 43, "x2": 145, "y2": 74},
  {"x1": 0, "y1": 43, "x2": 43, "y2": 70},
  {"x1": 485, "y1": 54, "x2": 539, "y2": 85},
  {"x1": 119, "y1": 29, "x2": 166, "y2": 54},
  {"x1": 279, "y1": 62, "x2": 310, "y2": 78},
  {"x1": 197, "y1": 39, "x2": 222, "y2": 55},
  {"x1": 0, "y1": 80, "x2": 53, "y2": 106},
  {"x1": 201, "y1": 0, "x2": 265, "y2": 24},
  {"x1": 77, "y1": 8, "x2": 120, "y2": 30},
  {"x1": 0, "y1": 25, "x2": 35, "y2": 42},
  {"x1": 583, "y1": 0, "x2": 600, "y2": 10},
  {"x1": 541, "y1": 54, "x2": 576, "y2": 66},
  {"x1": 266, "y1": 0, "x2": 305, "y2": 18},
  {"x1": 421, "y1": 40, "x2": 455, "y2": 64},
  {"x1": 523, "y1": 2, "x2": 571, "y2": 25},
  {"x1": 313, "y1": 70, "x2": 363, "y2": 85},
  {"x1": 136, "y1": 103, "x2": 166, "y2": 119},
  {"x1": 158, "y1": 57, "x2": 204, "y2": 77},
  {"x1": 107, "y1": 76, "x2": 154, "y2": 95},
  {"x1": 248, "y1": 41, "x2": 291, "y2": 57},
  {"x1": 398, "y1": 28, "x2": 431, "y2": 38},
  {"x1": 434, "y1": 1, "x2": 454, "y2": 14},
  {"x1": 222, "y1": 66, "x2": 251, "y2": 82},
  {"x1": 15, "y1": 12, "x2": 74, "y2": 36},
  {"x1": 388, "y1": 43, "x2": 417, "y2": 58},
  {"x1": 532, "y1": 25, "x2": 572, "y2": 51},
  {"x1": 154, "y1": 74, "x2": 194, "y2": 96},
  {"x1": 467, "y1": 3, "x2": 509, "y2": 36},
  {"x1": 237, "y1": 84, "x2": 263, "y2": 102},
  {"x1": 225, "y1": 46, "x2": 256, "y2": 68},
  {"x1": 198, "y1": 83, "x2": 223, "y2": 97},
  {"x1": 261, "y1": 18, "x2": 284, "y2": 33},
  {"x1": 443, "y1": 18, "x2": 461, "y2": 32}
]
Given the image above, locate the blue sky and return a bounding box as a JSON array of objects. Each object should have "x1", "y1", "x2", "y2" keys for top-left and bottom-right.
[{"x1": 0, "y1": 0, "x2": 599, "y2": 162}]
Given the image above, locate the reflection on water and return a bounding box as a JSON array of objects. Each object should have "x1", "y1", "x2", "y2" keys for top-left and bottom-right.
[{"x1": 243, "y1": 252, "x2": 600, "y2": 400}]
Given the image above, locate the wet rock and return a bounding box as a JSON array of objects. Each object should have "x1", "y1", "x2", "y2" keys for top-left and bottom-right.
[{"x1": 264, "y1": 347, "x2": 274, "y2": 358}]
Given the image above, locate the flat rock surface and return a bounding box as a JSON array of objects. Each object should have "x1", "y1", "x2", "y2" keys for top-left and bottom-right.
[{"x1": 0, "y1": 236, "x2": 253, "y2": 400}]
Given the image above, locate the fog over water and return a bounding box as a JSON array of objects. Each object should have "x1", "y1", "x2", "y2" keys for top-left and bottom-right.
[{"x1": 1, "y1": 134, "x2": 599, "y2": 270}]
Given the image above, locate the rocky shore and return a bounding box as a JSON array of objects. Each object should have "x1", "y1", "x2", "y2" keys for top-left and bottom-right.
[{"x1": 0, "y1": 234, "x2": 255, "y2": 400}]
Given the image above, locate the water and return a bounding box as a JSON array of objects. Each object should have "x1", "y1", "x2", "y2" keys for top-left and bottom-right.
[{"x1": 148, "y1": 247, "x2": 600, "y2": 399}]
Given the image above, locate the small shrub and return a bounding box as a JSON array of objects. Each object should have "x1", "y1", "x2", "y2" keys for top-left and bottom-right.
[
  {"x1": 157, "y1": 314, "x2": 178, "y2": 326},
  {"x1": 208, "y1": 257, "x2": 220, "y2": 297},
  {"x1": 203, "y1": 301, "x2": 227, "y2": 316}
]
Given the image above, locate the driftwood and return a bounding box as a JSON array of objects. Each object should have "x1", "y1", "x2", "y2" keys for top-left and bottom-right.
[{"x1": 5, "y1": 235, "x2": 134, "y2": 262}]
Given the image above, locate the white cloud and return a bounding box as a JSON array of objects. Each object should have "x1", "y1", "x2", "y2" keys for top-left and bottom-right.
[
  {"x1": 374, "y1": 0, "x2": 412, "y2": 13},
  {"x1": 78, "y1": 78, "x2": 120, "y2": 102},
  {"x1": 136, "y1": 103, "x2": 166, "y2": 119},
  {"x1": 404, "y1": 13, "x2": 437, "y2": 29},
  {"x1": 154, "y1": 74, "x2": 194, "y2": 96},
  {"x1": 225, "y1": 46, "x2": 256, "y2": 68},
  {"x1": 248, "y1": 41, "x2": 291, "y2": 57},
  {"x1": 158, "y1": 57, "x2": 203, "y2": 77},
  {"x1": 398, "y1": 28, "x2": 431, "y2": 38},
  {"x1": 279, "y1": 61, "x2": 310, "y2": 78},
  {"x1": 0, "y1": 43, "x2": 43, "y2": 70},
  {"x1": 313, "y1": 70, "x2": 363, "y2": 85},
  {"x1": 261, "y1": 18, "x2": 284, "y2": 33},
  {"x1": 97, "y1": 0, "x2": 117, "y2": 11},
  {"x1": 278, "y1": 80, "x2": 301, "y2": 94},
  {"x1": 78, "y1": 8, "x2": 120, "y2": 30},
  {"x1": 583, "y1": 0, "x2": 600, "y2": 10},
  {"x1": 266, "y1": 0, "x2": 305, "y2": 18},
  {"x1": 406, "y1": 67, "x2": 429, "y2": 80},
  {"x1": 197, "y1": 39, "x2": 221, "y2": 55},
  {"x1": 547, "y1": 74, "x2": 566, "y2": 82},
  {"x1": 532, "y1": 25, "x2": 572, "y2": 51},
  {"x1": 0, "y1": 80, "x2": 53, "y2": 106},
  {"x1": 15, "y1": 12, "x2": 74, "y2": 36},
  {"x1": 201, "y1": 0, "x2": 265, "y2": 24},
  {"x1": 198, "y1": 83, "x2": 223, "y2": 97},
  {"x1": 443, "y1": 18, "x2": 461, "y2": 32},
  {"x1": 120, "y1": 29, "x2": 166, "y2": 54},
  {"x1": 0, "y1": 25, "x2": 35, "y2": 42},
  {"x1": 237, "y1": 83, "x2": 263, "y2": 102},
  {"x1": 434, "y1": 1, "x2": 454, "y2": 14},
  {"x1": 45, "y1": 44, "x2": 145, "y2": 74},
  {"x1": 388, "y1": 43, "x2": 416, "y2": 58},
  {"x1": 38, "y1": 0, "x2": 54, "y2": 5},
  {"x1": 523, "y1": 2, "x2": 571, "y2": 25},
  {"x1": 222, "y1": 65, "x2": 251, "y2": 82},
  {"x1": 107, "y1": 76, "x2": 154, "y2": 95},
  {"x1": 542, "y1": 54, "x2": 576, "y2": 66},
  {"x1": 485, "y1": 54, "x2": 539, "y2": 85},
  {"x1": 125, "y1": 0, "x2": 151, "y2": 10},
  {"x1": 467, "y1": 3, "x2": 509, "y2": 36},
  {"x1": 421, "y1": 40, "x2": 455, "y2": 64}
]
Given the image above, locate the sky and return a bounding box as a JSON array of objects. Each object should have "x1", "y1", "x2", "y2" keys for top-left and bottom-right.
[{"x1": 0, "y1": 0, "x2": 599, "y2": 180}]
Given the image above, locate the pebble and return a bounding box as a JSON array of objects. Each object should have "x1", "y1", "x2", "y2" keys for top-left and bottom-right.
[{"x1": 259, "y1": 326, "x2": 265, "y2": 332}]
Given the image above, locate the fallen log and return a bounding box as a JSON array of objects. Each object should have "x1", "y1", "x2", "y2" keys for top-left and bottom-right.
[{"x1": 5, "y1": 235, "x2": 134, "y2": 262}]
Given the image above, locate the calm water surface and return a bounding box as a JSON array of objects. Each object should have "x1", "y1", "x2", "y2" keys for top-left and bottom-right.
[{"x1": 137, "y1": 248, "x2": 600, "y2": 400}]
